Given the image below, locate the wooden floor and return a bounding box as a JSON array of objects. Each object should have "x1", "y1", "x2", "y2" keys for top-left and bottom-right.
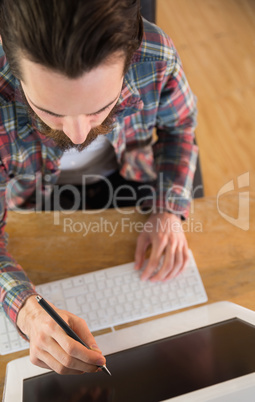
[{"x1": 157, "y1": 0, "x2": 255, "y2": 196}]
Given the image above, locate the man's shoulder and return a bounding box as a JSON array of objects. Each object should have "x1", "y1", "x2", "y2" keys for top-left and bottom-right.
[{"x1": 132, "y1": 18, "x2": 176, "y2": 64}]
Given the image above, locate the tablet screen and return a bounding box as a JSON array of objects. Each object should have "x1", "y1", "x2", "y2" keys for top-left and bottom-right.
[{"x1": 23, "y1": 318, "x2": 255, "y2": 402}]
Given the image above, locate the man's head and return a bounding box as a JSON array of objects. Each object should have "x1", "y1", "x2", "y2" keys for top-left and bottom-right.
[
  {"x1": 0, "y1": 0, "x2": 143, "y2": 149},
  {"x1": 19, "y1": 54, "x2": 124, "y2": 151}
]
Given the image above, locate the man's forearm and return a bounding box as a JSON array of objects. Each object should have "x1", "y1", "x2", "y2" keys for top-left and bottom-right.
[
  {"x1": 143, "y1": 131, "x2": 198, "y2": 218},
  {"x1": 0, "y1": 249, "x2": 37, "y2": 328}
]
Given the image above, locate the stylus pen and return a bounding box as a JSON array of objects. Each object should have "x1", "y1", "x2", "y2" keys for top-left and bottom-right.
[{"x1": 35, "y1": 295, "x2": 111, "y2": 376}]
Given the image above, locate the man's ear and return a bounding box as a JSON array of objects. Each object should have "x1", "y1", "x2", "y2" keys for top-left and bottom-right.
[{"x1": 0, "y1": 36, "x2": 2, "y2": 44}]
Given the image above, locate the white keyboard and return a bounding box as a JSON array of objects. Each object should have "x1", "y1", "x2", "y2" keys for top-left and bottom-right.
[{"x1": 0, "y1": 250, "x2": 207, "y2": 355}]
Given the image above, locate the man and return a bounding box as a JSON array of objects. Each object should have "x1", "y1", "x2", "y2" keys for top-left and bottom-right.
[{"x1": 0, "y1": 0, "x2": 198, "y2": 374}]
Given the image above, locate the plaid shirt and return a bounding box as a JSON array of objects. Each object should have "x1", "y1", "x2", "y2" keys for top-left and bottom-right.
[{"x1": 0, "y1": 19, "x2": 198, "y2": 326}]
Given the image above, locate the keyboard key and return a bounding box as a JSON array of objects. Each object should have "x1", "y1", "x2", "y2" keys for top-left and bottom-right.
[
  {"x1": 107, "y1": 307, "x2": 115, "y2": 317},
  {"x1": 11, "y1": 340, "x2": 22, "y2": 350},
  {"x1": 88, "y1": 311, "x2": 97, "y2": 321},
  {"x1": 125, "y1": 304, "x2": 132, "y2": 312},
  {"x1": 51, "y1": 283, "x2": 62, "y2": 292},
  {"x1": 54, "y1": 301, "x2": 66, "y2": 309},
  {"x1": 106, "y1": 279, "x2": 114, "y2": 288},
  {"x1": 99, "y1": 318, "x2": 109, "y2": 327},
  {"x1": 160, "y1": 293, "x2": 167, "y2": 303},
  {"x1": 90, "y1": 301, "x2": 99, "y2": 311},
  {"x1": 142, "y1": 299, "x2": 151, "y2": 308},
  {"x1": 114, "y1": 277, "x2": 123, "y2": 286},
  {"x1": 88, "y1": 283, "x2": 96, "y2": 293},
  {"x1": 61, "y1": 279, "x2": 73, "y2": 290},
  {"x1": 177, "y1": 289, "x2": 185, "y2": 298},
  {"x1": 116, "y1": 305, "x2": 124, "y2": 314},
  {"x1": 133, "y1": 300, "x2": 142, "y2": 309},
  {"x1": 113, "y1": 287, "x2": 121, "y2": 296},
  {"x1": 126, "y1": 293, "x2": 133, "y2": 302},
  {"x1": 1, "y1": 343, "x2": 11, "y2": 353},
  {"x1": 121, "y1": 284, "x2": 130, "y2": 293},
  {"x1": 86, "y1": 293, "x2": 94, "y2": 303},
  {"x1": 82, "y1": 304, "x2": 90, "y2": 314},
  {"x1": 9, "y1": 331, "x2": 19, "y2": 342},
  {"x1": 117, "y1": 294, "x2": 125, "y2": 303},
  {"x1": 131, "y1": 282, "x2": 139, "y2": 291},
  {"x1": 65, "y1": 286, "x2": 86, "y2": 298},
  {"x1": 135, "y1": 290, "x2": 143, "y2": 299},
  {"x1": 1, "y1": 334, "x2": 8, "y2": 343},
  {"x1": 100, "y1": 299, "x2": 108, "y2": 309},
  {"x1": 84, "y1": 274, "x2": 95, "y2": 284},
  {"x1": 77, "y1": 295, "x2": 86, "y2": 305},
  {"x1": 104, "y1": 288, "x2": 112, "y2": 298},
  {"x1": 96, "y1": 271, "x2": 106, "y2": 281},
  {"x1": 97, "y1": 309, "x2": 106, "y2": 319},
  {"x1": 90, "y1": 320, "x2": 100, "y2": 329},
  {"x1": 124, "y1": 274, "x2": 132, "y2": 283},
  {"x1": 143, "y1": 288, "x2": 150, "y2": 297},
  {"x1": 178, "y1": 279, "x2": 187, "y2": 288},
  {"x1": 153, "y1": 287, "x2": 160, "y2": 295},
  {"x1": 73, "y1": 276, "x2": 84, "y2": 287},
  {"x1": 6, "y1": 320, "x2": 15, "y2": 332},
  {"x1": 97, "y1": 280, "x2": 105, "y2": 290},
  {"x1": 109, "y1": 297, "x2": 117, "y2": 306}
]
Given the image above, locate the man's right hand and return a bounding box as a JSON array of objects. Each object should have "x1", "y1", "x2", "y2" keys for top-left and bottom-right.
[{"x1": 17, "y1": 295, "x2": 106, "y2": 375}]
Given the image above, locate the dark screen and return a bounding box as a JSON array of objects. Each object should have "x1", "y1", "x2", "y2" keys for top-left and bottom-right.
[{"x1": 23, "y1": 318, "x2": 255, "y2": 402}]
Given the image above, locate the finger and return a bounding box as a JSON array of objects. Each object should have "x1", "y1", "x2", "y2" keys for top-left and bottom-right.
[
  {"x1": 150, "y1": 241, "x2": 176, "y2": 282},
  {"x1": 32, "y1": 356, "x2": 86, "y2": 375},
  {"x1": 53, "y1": 337, "x2": 105, "y2": 372},
  {"x1": 55, "y1": 331, "x2": 106, "y2": 370},
  {"x1": 164, "y1": 244, "x2": 189, "y2": 281},
  {"x1": 175, "y1": 244, "x2": 189, "y2": 275},
  {"x1": 141, "y1": 236, "x2": 168, "y2": 281},
  {"x1": 69, "y1": 314, "x2": 104, "y2": 358},
  {"x1": 134, "y1": 234, "x2": 150, "y2": 271},
  {"x1": 50, "y1": 310, "x2": 102, "y2": 357},
  {"x1": 166, "y1": 246, "x2": 183, "y2": 280},
  {"x1": 33, "y1": 335, "x2": 102, "y2": 375},
  {"x1": 33, "y1": 347, "x2": 88, "y2": 375},
  {"x1": 34, "y1": 358, "x2": 51, "y2": 370}
]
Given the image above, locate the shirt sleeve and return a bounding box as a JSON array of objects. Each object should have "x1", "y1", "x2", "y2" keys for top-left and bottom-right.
[
  {"x1": 145, "y1": 48, "x2": 198, "y2": 219},
  {"x1": 0, "y1": 164, "x2": 37, "y2": 328}
]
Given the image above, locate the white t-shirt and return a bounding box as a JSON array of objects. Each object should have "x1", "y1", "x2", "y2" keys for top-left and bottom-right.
[{"x1": 57, "y1": 136, "x2": 118, "y2": 185}]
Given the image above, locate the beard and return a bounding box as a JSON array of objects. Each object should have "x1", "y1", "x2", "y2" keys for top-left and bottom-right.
[
  {"x1": 36, "y1": 105, "x2": 119, "y2": 151},
  {"x1": 19, "y1": 85, "x2": 120, "y2": 152}
]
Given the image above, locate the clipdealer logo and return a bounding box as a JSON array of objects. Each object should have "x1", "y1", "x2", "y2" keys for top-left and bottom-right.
[{"x1": 217, "y1": 172, "x2": 249, "y2": 231}]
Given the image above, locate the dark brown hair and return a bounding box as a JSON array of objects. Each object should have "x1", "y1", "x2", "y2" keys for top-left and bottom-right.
[{"x1": 0, "y1": 0, "x2": 143, "y2": 80}]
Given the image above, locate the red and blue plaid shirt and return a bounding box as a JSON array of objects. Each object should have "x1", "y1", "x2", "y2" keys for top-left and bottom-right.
[{"x1": 0, "y1": 19, "x2": 198, "y2": 326}]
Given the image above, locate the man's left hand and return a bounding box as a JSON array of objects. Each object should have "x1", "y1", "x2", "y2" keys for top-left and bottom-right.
[{"x1": 134, "y1": 211, "x2": 189, "y2": 281}]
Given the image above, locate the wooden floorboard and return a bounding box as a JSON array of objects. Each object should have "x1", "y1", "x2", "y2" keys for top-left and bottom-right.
[{"x1": 157, "y1": 0, "x2": 255, "y2": 196}]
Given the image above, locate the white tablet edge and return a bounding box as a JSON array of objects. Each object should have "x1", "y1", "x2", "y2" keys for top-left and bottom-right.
[
  {"x1": 162, "y1": 373, "x2": 255, "y2": 402},
  {"x1": 3, "y1": 301, "x2": 255, "y2": 402}
]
